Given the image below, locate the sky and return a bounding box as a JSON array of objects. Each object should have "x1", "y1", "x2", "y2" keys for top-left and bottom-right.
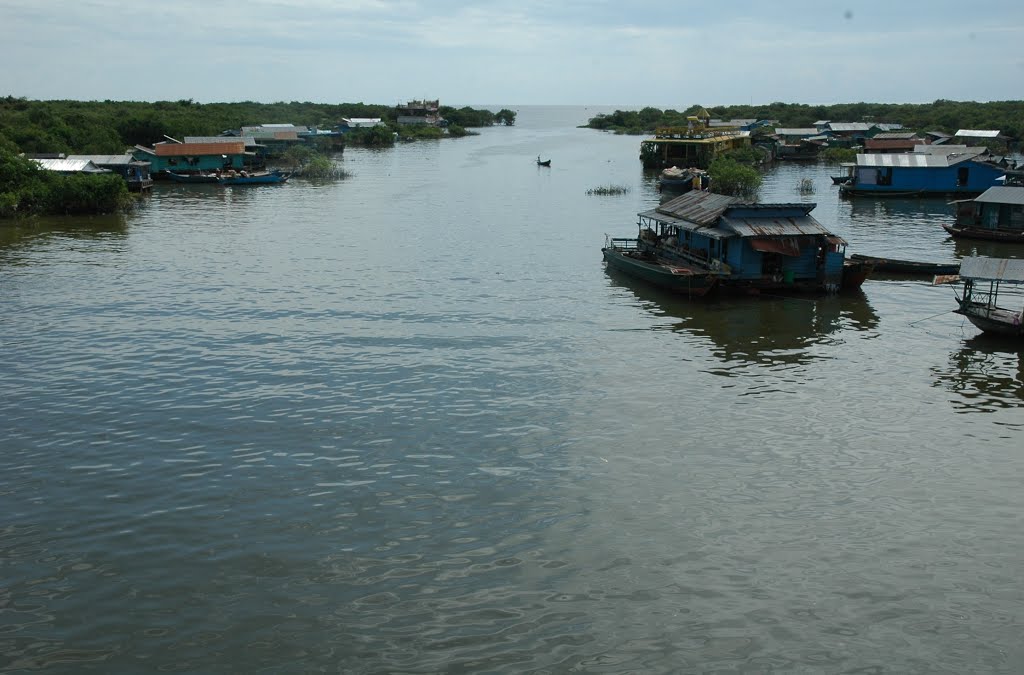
[{"x1": 1, "y1": 0, "x2": 1023, "y2": 108}]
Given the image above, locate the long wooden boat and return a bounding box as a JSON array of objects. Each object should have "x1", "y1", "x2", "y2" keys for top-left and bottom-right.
[
  {"x1": 602, "y1": 239, "x2": 717, "y2": 297},
  {"x1": 536, "y1": 157, "x2": 551, "y2": 167},
  {"x1": 941, "y1": 223, "x2": 1024, "y2": 243},
  {"x1": 936, "y1": 257, "x2": 1024, "y2": 338},
  {"x1": 166, "y1": 171, "x2": 220, "y2": 184},
  {"x1": 850, "y1": 254, "x2": 959, "y2": 276},
  {"x1": 219, "y1": 170, "x2": 289, "y2": 185},
  {"x1": 841, "y1": 257, "x2": 872, "y2": 291}
]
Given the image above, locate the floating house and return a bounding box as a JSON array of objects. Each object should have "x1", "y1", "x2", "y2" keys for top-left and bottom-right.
[
  {"x1": 944, "y1": 172, "x2": 1024, "y2": 242},
  {"x1": 839, "y1": 146, "x2": 1006, "y2": 197},
  {"x1": 640, "y1": 114, "x2": 751, "y2": 169},
  {"x1": 824, "y1": 122, "x2": 877, "y2": 147},
  {"x1": 133, "y1": 141, "x2": 248, "y2": 177},
  {"x1": 635, "y1": 191, "x2": 848, "y2": 293},
  {"x1": 396, "y1": 100, "x2": 444, "y2": 126}
]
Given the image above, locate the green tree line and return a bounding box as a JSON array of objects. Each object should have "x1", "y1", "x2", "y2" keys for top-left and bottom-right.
[
  {"x1": 0, "y1": 140, "x2": 130, "y2": 218},
  {"x1": 0, "y1": 97, "x2": 514, "y2": 155},
  {"x1": 586, "y1": 100, "x2": 1024, "y2": 140}
]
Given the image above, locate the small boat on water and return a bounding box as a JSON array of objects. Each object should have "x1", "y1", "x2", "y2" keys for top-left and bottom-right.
[
  {"x1": 166, "y1": 171, "x2": 220, "y2": 184},
  {"x1": 165, "y1": 169, "x2": 289, "y2": 185},
  {"x1": 658, "y1": 166, "x2": 707, "y2": 193},
  {"x1": 537, "y1": 156, "x2": 551, "y2": 167},
  {"x1": 220, "y1": 169, "x2": 289, "y2": 185},
  {"x1": 935, "y1": 257, "x2": 1024, "y2": 338},
  {"x1": 602, "y1": 237, "x2": 718, "y2": 297},
  {"x1": 849, "y1": 254, "x2": 960, "y2": 276}
]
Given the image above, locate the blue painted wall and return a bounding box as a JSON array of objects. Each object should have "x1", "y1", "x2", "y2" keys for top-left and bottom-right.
[{"x1": 852, "y1": 161, "x2": 1004, "y2": 194}]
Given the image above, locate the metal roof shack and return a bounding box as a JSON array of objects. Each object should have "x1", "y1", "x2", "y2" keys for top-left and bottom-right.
[
  {"x1": 66, "y1": 153, "x2": 141, "y2": 167},
  {"x1": 872, "y1": 132, "x2": 920, "y2": 140},
  {"x1": 959, "y1": 257, "x2": 1024, "y2": 283}
]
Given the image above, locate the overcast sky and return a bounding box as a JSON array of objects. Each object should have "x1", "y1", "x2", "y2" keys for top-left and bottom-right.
[{"x1": 2, "y1": 0, "x2": 1022, "y2": 107}]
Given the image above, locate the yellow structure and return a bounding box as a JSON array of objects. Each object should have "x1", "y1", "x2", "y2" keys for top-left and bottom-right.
[{"x1": 640, "y1": 115, "x2": 750, "y2": 169}]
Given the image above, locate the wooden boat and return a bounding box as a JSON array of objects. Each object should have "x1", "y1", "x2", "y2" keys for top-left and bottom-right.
[
  {"x1": 602, "y1": 238, "x2": 717, "y2": 297},
  {"x1": 537, "y1": 156, "x2": 551, "y2": 167},
  {"x1": 935, "y1": 257, "x2": 1024, "y2": 338},
  {"x1": 219, "y1": 170, "x2": 289, "y2": 185},
  {"x1": 849, "y1": 254, "x2": 959, "y2": 276},
  {"x1": 841, "y1": 257, "x2": 872, "y2": 291},
  {"x1": 166, "y1": 171, "x2": 220, "y2": 184}
]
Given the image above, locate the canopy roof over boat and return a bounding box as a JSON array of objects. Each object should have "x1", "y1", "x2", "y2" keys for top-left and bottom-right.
[
  {"x1": 959, "y1": 257, "x2": 1024, "y2": 283},
  {"x1": 975, "y1": 186, "x2": 1024, "y2": 205}
]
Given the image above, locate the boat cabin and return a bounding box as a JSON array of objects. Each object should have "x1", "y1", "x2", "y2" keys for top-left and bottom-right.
[
  {"x1": 637, "y1": 191, "x2": 847, "y2": 293},
  {"x1": 66, "y1": 153, "x2": 153, "y2": 191},
  {"x1": 952, "y1": 185, "x2": 1024, "y2": 236},
  {"x1": 939, "y1": 257, "x2": 1024, "y2": 337}
]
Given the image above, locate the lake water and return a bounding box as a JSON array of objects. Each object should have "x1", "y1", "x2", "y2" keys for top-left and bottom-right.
[{"x1": 2, "y1": 106, "x2": 1023, "y2": 673}]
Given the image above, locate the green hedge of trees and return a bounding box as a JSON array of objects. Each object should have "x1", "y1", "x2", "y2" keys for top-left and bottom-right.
[
  {"x1": 1, "y1": 144, "x2": 131, "y2": 218},
  {"x1": 0, "y1": 97, "x2": 510, "y2": 155},
  {"x1": 586, "y1": 101, "x2": 1024, "y2": 140}
]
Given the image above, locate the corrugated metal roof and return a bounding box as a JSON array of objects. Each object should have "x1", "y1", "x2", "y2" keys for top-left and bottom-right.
[
  {"x1": 872, "y1": 132, "x2": 919, "y2": 140},
  {"x1": 975, "y1": 186, "x2": 1024, "y2": 206},
  {"x1": 720, "y1": 215, "x2": 841, "y2": 240},
  {"x1": 66, "y1": 153, "x2": 134, "y2": 166},
  {"x1": 185, "y1": 136, "x2": 257, "y2": 145},
  {"x1": 855, "y1": 149, "x2": 985, "y2": 168},
  {"x1": 828, "y1": 122, "x2": 872, "y2": 132},
  {"x1": 32, "y1": 158, "x2": 110, "y2": 173},
  {"x1": 154, "y1": 142, "x2": 245, "y2": 156},
  {"x1": 875, "y1": 123, "x2": 904, "y2": 131},
  {"x1": 864, "y1": 139, "x2": 921, "y2": 150},
  {"x1": 959, "y1": 257, "x2": 1024, "y2": 282},
  {"x1": 955, "y1": 129, "x2": 1000, "y2": 138},
  {"x1": 774, "y1": 128, "x2": 818, "y2": 136},
  {"x1": 653, "y1": 191, "x2": 739, "y2": 226}
]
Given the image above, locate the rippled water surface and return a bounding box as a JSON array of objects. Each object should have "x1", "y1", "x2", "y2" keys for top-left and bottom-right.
[{"x1": 2, "y1": 107, "x2": 1023, "y2": 673}]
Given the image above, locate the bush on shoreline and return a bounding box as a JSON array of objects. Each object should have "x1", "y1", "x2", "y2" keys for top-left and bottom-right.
[{"x1": 1, "y1": 147, "x2": 131, "y2": 219}]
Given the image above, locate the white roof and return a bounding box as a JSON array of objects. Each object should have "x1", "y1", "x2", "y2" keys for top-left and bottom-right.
[
  {"x1": 955, "y1": 129, "x2": 1000, "y2": 138},
  {"x1": 32, "y1": 158, "x2": 111, "y2": 173},
  {"x1": 855, "y1": 148, "x2": 986, "y2": 168}
]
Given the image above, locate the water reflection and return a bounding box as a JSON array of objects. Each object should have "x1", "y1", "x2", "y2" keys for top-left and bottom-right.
[
  {"x1": 605, "y1": 267, "x2": 879, "y2": 366},
  {"x1": 0, "y1": 214, "x2": 129, "y2": 264},
  {"x1": 933, "y1": 334, "x2": 1024, "y2": 414},
  {"x1": 950, "y1": 236, "x2": 1024, "y2": 261}
]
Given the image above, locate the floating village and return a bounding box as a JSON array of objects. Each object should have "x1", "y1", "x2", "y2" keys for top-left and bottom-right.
[
  {"x1": 10, "y1": 100, "x2": 1024, "y2": 340},
  {"x1": 604, "y1": 109, "x2": 1024, "y2": 339}
]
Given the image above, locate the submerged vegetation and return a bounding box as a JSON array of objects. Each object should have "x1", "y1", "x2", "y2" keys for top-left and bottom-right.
[
  {"x1": 586, "y1": 185, "x2": 631, "y2": 196},
  {"x1": 707, "y1": 157, "x2": 762, "y2": 200}
]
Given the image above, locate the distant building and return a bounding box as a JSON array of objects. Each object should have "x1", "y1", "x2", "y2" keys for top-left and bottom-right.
[
  {"x1": 338, "y1": 118, "x2": 384, "y2": 131},
  {"x1": 640, "y1": 113, "x2": 751, "y2": 169},
  {"x1": 396, "y1": 100, "x2": 444, "y2": 126}
]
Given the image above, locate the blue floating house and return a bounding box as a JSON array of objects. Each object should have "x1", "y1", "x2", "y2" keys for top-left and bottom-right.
[
  {"x1": 637, "y1": 191, "x2": 848, "y2": 293},
  {"x1": 133, "y1": 140, "x2": 249, "y2": 177},
  {"x1": 839, "y1": 146, "x2": 1006, "y2": 197}
]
